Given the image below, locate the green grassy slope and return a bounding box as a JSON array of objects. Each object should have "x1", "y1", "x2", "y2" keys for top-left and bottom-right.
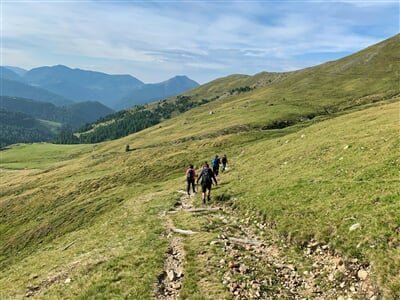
[
  {"x1": 81, "y1": 34, "x2": 399, "y2": 145},
  {"x1": 0, "y1": 34, "x2": 399, "y2": 299},
  {"x1": 231, "y1": 101, "x2": 400, "y2": 286},
  {"x1": 1, "y1": 99, "x2": 398, "y2": 299}
]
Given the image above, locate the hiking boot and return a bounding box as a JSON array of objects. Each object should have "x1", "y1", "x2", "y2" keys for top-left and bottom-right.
[
  {"x1": 207, "y1": 195, "x2": 211, "y2": 201},
  {"x1": 202, "y1": 198, "x2": 206, "y2": 204}
]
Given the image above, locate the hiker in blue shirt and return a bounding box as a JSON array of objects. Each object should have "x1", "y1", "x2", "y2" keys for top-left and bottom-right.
[
  {"x1": 197, "y1": 162, "x2": 217, "y2": 204},
  {"x1": 211, "y1": 155, "x2": 221, "y2": 176}
]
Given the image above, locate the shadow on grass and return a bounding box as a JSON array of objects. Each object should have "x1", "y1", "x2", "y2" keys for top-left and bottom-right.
[{"x1": 215, "y1": 192, "x2": 241, "y2": 202}]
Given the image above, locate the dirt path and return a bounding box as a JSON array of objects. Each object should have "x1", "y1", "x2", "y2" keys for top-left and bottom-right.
[
  {"x1": 153, "y1": 190, "x2": 194, "y2": 300},
  {"x1": 154, "y1": 191, "x2": 381, "y2": 299}
]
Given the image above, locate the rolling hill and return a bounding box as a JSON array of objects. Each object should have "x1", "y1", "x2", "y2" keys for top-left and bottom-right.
[{"x1": 0, "y1": 34, "x2": 399, "y2": 299}]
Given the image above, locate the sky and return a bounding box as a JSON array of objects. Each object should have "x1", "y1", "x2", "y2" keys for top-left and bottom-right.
[{"x1": 1, "y1": 0, "x2": 399, "y2": 84}]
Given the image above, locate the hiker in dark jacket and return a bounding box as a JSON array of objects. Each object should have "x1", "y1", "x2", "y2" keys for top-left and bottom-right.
[
  {"x1": 197, "y1": 162, "x2": 217, "y2": 204},
  {"x1": 221, "y1": 154, "x2": 228, "y2": 172},
  {"x1": 185, "y1": 164, "x2": 197, "y2": 196}
]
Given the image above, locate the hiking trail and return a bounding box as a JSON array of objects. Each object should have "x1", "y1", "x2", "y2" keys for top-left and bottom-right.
[
  {"x1": 153, "y1": 190, "x2": 194, "y2": 300},
  {"x1": 155, "y1": 190, "x2": 381, "y2": 299}
]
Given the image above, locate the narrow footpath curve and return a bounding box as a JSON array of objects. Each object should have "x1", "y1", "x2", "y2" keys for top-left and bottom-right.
[{"x1": 154, "y1": 190, "x2": 381, "y2": 299}]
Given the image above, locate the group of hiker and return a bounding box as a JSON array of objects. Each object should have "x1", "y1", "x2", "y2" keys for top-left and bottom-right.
[{"x1": 185, "y1": 154, "x2": 228, "y2": 204}]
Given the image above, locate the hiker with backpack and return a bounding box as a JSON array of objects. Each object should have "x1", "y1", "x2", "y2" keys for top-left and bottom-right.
[
  {"x1": 211, "y1": 155, "x2": 221, "y2": 176},
  {"x1": 186, "y1": 164, "x2": 197, "y2": 196},
  {"x1": 197, "y1": 162, "x2": 217, "y2": 204},
  {"x1": 221, "y1": 154, "x2": 228, "y2": 172}
]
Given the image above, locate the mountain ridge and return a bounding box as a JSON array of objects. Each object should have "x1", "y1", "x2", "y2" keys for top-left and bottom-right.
[
  {"x1": 115, "y1": 75, "x2": 200, "y2": 110},
  {"x1": 69, "y1": 34, "x2": 399, "y2": 144},
  {"x1": 2, "y1": 64, "x2": 200, "y2": 110},
  {"x1": 0, "y1": 77, "x2": 75, "y2": 106}
]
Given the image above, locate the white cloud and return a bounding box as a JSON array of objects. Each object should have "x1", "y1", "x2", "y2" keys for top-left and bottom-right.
[{"x1": 1, "y1": 0, "x2": 398, "y2": 83}]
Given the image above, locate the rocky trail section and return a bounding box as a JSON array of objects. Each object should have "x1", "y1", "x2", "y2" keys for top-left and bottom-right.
[
  {"x1": 154, "y1": 232, "x2": 185, "y2": 300},
  {"x1": 155, "y1": 191, "x2": 381, "y2": 299},
  {"x1": 154, "y1": 191, "x2": 191, "y2": 300},
  {"x1": 208, "y1": 210, "x2": 380, "y2": 299}
]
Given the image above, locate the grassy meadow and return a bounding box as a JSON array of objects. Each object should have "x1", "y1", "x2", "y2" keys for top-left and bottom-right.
[
  {"x1": 0, "y1": 34, "x2": 399, "y2": 299},
  {"x1": 1, "y1": 98, "x2": 398, "y2": 299}
]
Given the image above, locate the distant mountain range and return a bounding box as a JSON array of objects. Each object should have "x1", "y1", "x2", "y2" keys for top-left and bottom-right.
[
  {"x1": 0, "y1": 77, "x2": 75, "y2": 106},
  {"x1": 0, "y1": 64, "x2": 199, "y2": 146},
  {"x1": 0, "y1": 65, "x2": 199, "y2": 110},
  {"x1": 114, "y1": 75, "x2": 199, "y2": 110}
]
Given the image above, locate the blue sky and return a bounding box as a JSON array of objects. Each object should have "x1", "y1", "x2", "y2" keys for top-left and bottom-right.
[{"x1": 1, "y1": 0, "x2": 399, "y2": 84}]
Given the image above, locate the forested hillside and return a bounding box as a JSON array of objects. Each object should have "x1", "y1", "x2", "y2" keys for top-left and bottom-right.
[
  {"x1": 56, "y1": 95, "x2": 204, "y2": 143},
  {"x1": 0, "y1": 110, "x2": 55, "y2": 147},
  {"x1": 0, "y1": 96, "x2": 114, "y2": 146}
]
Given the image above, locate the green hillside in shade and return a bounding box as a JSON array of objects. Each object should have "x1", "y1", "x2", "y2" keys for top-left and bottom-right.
[
  {"x1": 0, "y1": 34, "x2": 399, "y2": 299},
  {"x1": 0, "y1": 96, "x2": 115, "y2": 147},
  {"x1": 0, "y1": 109, "x2": 57, "y2": 147},
  {"x1": 0, "y1": 96, "x2": 114, "y2": 128}
]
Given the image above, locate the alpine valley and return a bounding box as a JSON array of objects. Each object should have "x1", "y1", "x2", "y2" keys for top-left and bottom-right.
[{"x1": 0, "y1": 34, "x2": 399, "y2": 299}]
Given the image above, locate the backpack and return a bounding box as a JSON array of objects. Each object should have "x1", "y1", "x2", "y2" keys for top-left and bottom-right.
[
  {"x1": 212, "y1": 158, "x2": 218, "y2": 167},
  {"x1": 187, "y1": 168, "x2": 194, "y2": 180},
  {"x1": 202, "y1": 168, "x2": 212, "y2": 183}
]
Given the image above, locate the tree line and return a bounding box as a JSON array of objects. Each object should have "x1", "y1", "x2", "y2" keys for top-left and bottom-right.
[
  {"x1": 0, "y1": 109, "x2": 55, "y2": 147},
  {"x1": 53, "y1": 95, "x2": 210, "y2": 144}
]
